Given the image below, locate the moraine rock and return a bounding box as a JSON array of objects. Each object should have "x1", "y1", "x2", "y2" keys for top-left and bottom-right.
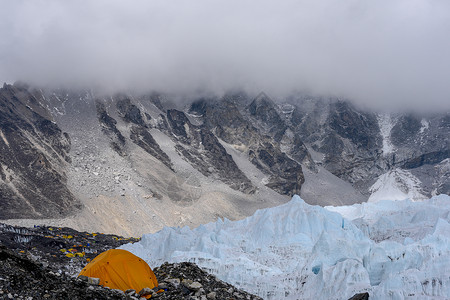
[{"x1": 0, "y1": 223, "x2": 262, "y2": 300}]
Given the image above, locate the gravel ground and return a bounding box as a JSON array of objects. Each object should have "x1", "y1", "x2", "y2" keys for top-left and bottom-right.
[{"x1": 0, "y1": 223, "x2": 261, "y2": 300}]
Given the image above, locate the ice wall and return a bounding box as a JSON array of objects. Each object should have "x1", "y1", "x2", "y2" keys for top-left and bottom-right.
[{"x1": 121, "y1": 195, "x2": 450, "y2": 299}]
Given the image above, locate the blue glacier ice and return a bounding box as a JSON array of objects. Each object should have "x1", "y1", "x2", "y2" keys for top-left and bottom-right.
[{"x1": 120, "y1": 195, "x2": 450, "y2": 299}]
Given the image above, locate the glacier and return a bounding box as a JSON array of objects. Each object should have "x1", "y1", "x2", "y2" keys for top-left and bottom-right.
[{"x1": 120, "y1": 195, "x2": 450, "y2": 299}]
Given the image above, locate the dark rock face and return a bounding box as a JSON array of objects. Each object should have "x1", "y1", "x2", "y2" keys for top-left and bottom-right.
[
  {"x1": 320, "y1": 132, "x2": 344, "y2": 156},
  {"x1": 248, "y1": 92, "x2": 287, "y2": 141},
  {"x1": 203, "y1": 95, "x2": 255, "y2": 142},
  {"x1": 130, "y1": 125, "x2": 173, "y2": 170},
  {"x1": 2, "y1": 82, "x2": 448, "y2": 219},
  {"x1": 95, "y1": 101, "x2": 127, "y2": 156},
  {"x1": 401, "y1": 150, "x2": 450, "y2": 169},
  {"x1": 281, "y1": 99, "x2": 386, "y2": 192},
  {"x1": 113, "y1": 95, "x2": 174, "y2": 170},
  {"x1": 167, "y1": 109, "x2": 191, "y2": 141},
  {"x1": 195, "y1": 95, "x2": 306, "y2": 195},
  {"x1": 249, "y1": 142, "x2": 304, "y2": 196},
  {"x1": 166, "y1": 109, "x2": 256, "y2": 194},
  {"x1": 390, "y1": 115, "x2": 422, "y2": 146},
  {"x1": 329, "y1": 101, "x2": 380, "y2": 149},
  {"x1": 0, "y1": 84, "x2": 79, "y2": 219},
  {"x1": 289, "y1": 97, "x2": 450, "y2": 196},
  {"x1": 116, "y1": 97, "x2": 146, "y2": 127},
  {"x1": 248, "y1": 93, "x2": 315, "y2": 168},
  {"x1": 390, "y1": 113, "x2": 449, "y2": 165},
  {"x1": 437, "y1": 181, "x2": 450, "y2": 195}
]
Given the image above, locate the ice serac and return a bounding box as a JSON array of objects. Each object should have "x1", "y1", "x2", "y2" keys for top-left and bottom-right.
[{"x1": 122, "y1": 195, "x2": 450, "y2": 300}]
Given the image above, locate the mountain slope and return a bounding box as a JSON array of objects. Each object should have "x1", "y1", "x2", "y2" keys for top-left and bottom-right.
[
  {"x1": 0, "y1": 83, "x2": 79, "y2": 219},
  {"x1": 0, "y1": 83, "x2": 448, "y2": 235}
]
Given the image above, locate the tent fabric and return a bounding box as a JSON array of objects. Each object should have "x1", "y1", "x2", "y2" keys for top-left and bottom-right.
[{"x1": 78, "y1": 249, "x2": 158, "y2": 293}]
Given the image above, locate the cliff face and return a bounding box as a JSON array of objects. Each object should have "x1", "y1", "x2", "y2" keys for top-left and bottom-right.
[
  {"x1": 1, "y1": 83, "x2": 448, "y2": 234},
  {"x1": 0, "y1": 84, "x2": 79, "y2": 219}
]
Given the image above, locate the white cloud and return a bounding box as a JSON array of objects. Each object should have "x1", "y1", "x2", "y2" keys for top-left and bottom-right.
[{"x1": 1, "y1": 0, "x2": 449, "y2": 111}]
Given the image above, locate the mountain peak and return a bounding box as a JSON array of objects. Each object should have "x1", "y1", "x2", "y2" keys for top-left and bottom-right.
[{"x1": 253, "y1": 92, "x2": 273, "y2": 104}]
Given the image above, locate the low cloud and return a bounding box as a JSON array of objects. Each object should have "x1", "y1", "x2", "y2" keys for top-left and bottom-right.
[{"x1": 1, "y1": 0, "x2": 449, "y2": 111}]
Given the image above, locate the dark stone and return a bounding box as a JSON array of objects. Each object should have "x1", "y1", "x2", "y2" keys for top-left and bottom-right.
[
  {"x1": 0, "y1": 225, "x2": 139, "y2": 299},
  {"x1": 348, "y1": 292, "x2": 369, "y2": 300},
  {"x1": 156, "y1": 113, "x2": 169, "y2": 131},
  {"x1": 203, "y1": 95, "x2": 250, "y2": 132}
]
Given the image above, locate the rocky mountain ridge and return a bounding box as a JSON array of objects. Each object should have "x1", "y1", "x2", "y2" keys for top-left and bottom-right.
[{"x1": 0, "y1": 82, "x2": 448, "y2": 235}]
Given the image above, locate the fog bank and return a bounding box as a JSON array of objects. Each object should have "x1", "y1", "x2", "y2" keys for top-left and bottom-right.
[{"x1": 1, "y1": 0, "x2": 449, "y2": 111}]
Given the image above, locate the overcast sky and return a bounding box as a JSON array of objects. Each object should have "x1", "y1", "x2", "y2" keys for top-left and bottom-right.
[{"x1": 1, "y1": 0, "x2": 449, "y2": 111}]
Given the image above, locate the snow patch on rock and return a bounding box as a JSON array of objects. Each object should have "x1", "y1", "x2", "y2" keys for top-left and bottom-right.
[
  {"x1": 368, "y1": 168, "x2": 428, "y2": 202},
  {"x1": 377, "y1": 114, "x2": 395, "y2": 155}
]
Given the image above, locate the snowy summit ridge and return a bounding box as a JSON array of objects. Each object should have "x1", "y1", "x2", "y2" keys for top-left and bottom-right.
[{"x1": 121, "y1": 195, "x2": 450, "y2": 299}]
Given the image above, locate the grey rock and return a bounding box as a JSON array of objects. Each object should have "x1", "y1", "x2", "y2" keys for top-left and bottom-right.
[
  {"x1": 88, "y1": 277, "x2": 100, "y2": 285},
  {"x1": 188, "y1": 281, "x2": 202, "y2": 290},
  {"x1": 166, "y1": 278, "x2": 181, "y2": 288},
  {"x1": 0, "y1": 84, "x2": 79, "y2": 219},
  {"x1": 165, "y1": 109, "x2": 255, "y2": 194},
  {"x1": 138, "y1": 287, "x2": 152, "y2": 296}
]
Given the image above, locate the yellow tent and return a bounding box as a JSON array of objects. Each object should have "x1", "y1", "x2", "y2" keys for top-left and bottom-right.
[{"x1": 78, "y1": 249, "x2": 158, "y2": 293}]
